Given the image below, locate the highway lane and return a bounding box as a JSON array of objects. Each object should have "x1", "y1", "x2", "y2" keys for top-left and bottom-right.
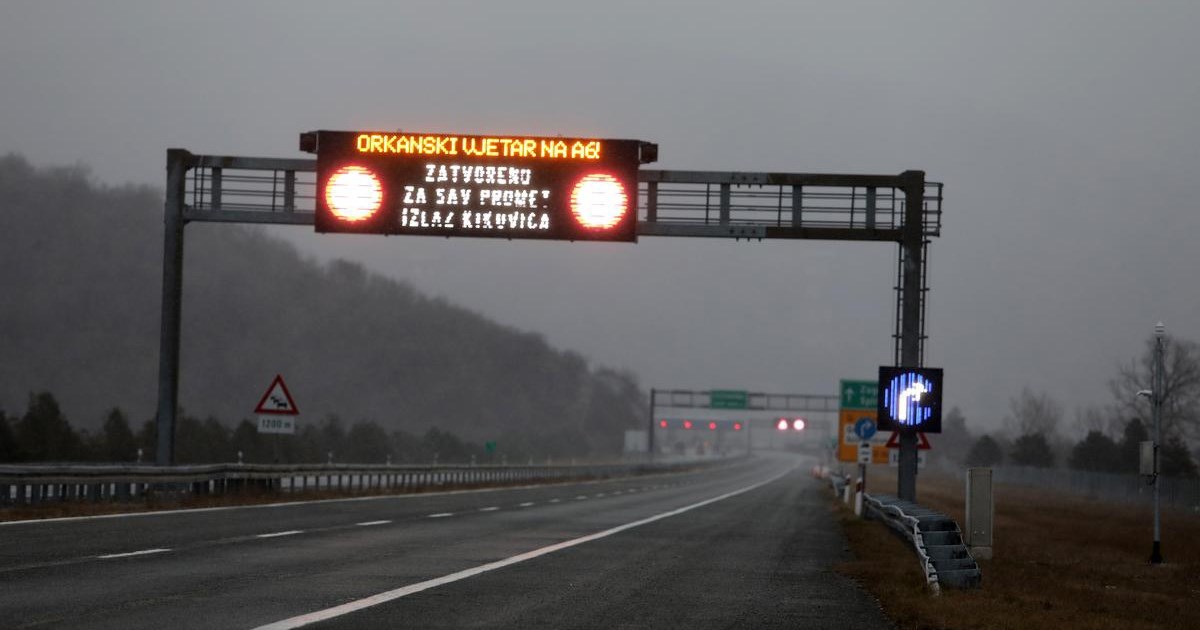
[{"x1": 0, "y1": 453, "x2": 891, "y2": 629}]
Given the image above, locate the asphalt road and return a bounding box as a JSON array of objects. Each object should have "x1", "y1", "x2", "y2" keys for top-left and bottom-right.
[{"x1": 0, "y1": 453, "x2": 891, "y2": 629}]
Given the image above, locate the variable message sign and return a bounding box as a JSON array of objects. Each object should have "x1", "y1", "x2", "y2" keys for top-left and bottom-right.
[{"x1": 307, "y1": 130, "x2": 655, "y2": 242}]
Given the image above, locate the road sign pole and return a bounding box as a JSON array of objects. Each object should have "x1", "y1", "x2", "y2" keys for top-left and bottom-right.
[
  {"x1": 1151, "y1": 323, "x2": 1165, "y2": 564},
  {"x1": 897, "y1": 170, "x2": 926, "y2": 502}
]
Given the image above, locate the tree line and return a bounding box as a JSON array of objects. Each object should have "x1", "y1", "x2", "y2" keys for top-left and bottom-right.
[
  {"x1": 937, "y1": 333, "x2": 1200, "y2": 478},
  {"x1": 0, "y1": 391, "x2": 532, "y2": 466}
]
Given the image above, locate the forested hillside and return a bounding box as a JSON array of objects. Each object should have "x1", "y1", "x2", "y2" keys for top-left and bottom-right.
[{"x1": 0, "y1": 155, "x2": 643, "y2": 459}]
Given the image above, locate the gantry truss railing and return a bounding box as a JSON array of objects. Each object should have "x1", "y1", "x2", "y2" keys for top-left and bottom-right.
[
  {"x1": 649, "y1": 389, "x2": 839, "y2": 414},
  {"x1": 176, "y1": 153, "x2": 942, "y2": 241}
]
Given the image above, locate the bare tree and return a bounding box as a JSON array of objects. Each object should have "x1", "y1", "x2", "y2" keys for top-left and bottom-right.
[
  {"x1": 1069, "y1": 405, "x2": 1124, "y2": 441},
  {"x1": 1110, "y1": 335, "x2": 1200, "y2": 441},
  {"x1": 1004, "y1": 387, "x2": 1062, "y2": 438}
]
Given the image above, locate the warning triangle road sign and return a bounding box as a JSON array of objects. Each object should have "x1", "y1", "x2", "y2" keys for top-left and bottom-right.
[
  {"x1": 885, "y1": 431, "x2": 931, "y2": 450},
  {"x1": 254, "y1": 374, "x2": 299, "y2": 416}
]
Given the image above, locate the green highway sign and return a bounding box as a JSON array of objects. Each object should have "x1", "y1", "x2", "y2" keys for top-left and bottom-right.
[
  {"x1": 710, "y1": 390, "x2": 748, "y2": 409},
  {"x1": 840, "y1": 380, "x2": 878, "y2": 410}
]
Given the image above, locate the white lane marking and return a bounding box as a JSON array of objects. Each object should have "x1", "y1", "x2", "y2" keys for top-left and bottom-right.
[
  {"x1": 97, "y1": 548, "x2": 171, "y2": 559},
  {"x1": 548, "y1": 498, "x2": 562, "y2": 504},
  {"x1": 593, "y1": 493, "x2": 607, "y2": 498},
  {"x1": 257, "y1": 530, "x2": 303, "y2": 539},
  {"x1": 427, "y1": 513, "x2": 454, "y2": 519},
  {"x1": 518, "y1": 502, "x2": 535, "y2": 508},
  {"x1": 574, "y1": 495, "x2": 588, "y2": 501},
  {"x1": 356, "y1": 520, "x2": 391, "y2": 527},
  {"x1": 612, "y1": 491, "x2": 623, "y2": 495},
  {"x1": 625, "y1": 489, "x2": 637, "y2": 494},
  {"x1": 252, "y1": 466, "x2": 794, "y2": 630},
  {"x1": 478, "y1": 507, "x2": 500, "y2": 512}
]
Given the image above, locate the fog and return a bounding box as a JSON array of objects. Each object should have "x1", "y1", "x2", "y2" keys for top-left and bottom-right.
[{"x1": 3, "y1": 1, "x2": 1198, "y2": 434}]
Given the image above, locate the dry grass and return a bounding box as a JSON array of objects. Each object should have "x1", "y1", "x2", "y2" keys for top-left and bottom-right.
[{"x1": 835, "y1": 467, "x2": 1200, "y2": 630}]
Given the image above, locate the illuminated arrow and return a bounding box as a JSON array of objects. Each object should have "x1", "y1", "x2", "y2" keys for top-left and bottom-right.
[{"x1": 897, "y1": 382, "x2": 928, "y2": 423}]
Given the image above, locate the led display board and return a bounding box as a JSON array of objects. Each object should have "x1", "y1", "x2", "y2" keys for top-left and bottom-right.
[
  {"x1": 305, "y1": 130, "x2": 654, "y2": 242},
  {"x1": 876, "y1": 366, "x2": 944, "y2": 433}
]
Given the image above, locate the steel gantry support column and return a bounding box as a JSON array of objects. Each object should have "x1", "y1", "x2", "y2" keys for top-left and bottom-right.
[
  {"x1": 897, "y1": 170, "x2": 927, "y2": 502},
  {"x1": 647, "y1": 388, "x2": 656, "y2": 461},
  {"x1": 155, "y1": 149, "x2": 190, "y2": 466}
]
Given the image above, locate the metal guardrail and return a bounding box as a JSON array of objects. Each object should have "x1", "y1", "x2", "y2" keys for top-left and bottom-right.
[
  {"x1": 862, "y1": 493, "x2": 941, "y2": 595},
  {"x1": 0, "y1": 458, "x2": 730, "y2": 506}
]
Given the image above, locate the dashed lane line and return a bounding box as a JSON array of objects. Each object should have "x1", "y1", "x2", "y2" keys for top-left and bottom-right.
[
  {"x1": 97, "y1": 548, "x2": 171, "y2": 559},
  {"x1": 256, "y1": 530, "x2": 303, "y2": 539}
]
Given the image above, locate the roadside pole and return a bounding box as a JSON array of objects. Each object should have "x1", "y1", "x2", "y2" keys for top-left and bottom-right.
[{"x1": 1151, "y1": 323, "x2": 1165, "y2": 564}]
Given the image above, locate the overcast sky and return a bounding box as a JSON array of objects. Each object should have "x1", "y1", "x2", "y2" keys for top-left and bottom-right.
[{"x1": 3, "y1": 1, "x2": 1198, "y2": 435}]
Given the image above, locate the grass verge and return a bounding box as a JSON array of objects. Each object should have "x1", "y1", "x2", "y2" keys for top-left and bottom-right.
[{"x1": 834, "y1": 467, "x2": 1200, "y2": 630}]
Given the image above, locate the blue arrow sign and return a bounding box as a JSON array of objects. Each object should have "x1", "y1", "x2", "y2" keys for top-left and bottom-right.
[{"x1": 853, "y1": 417, "x2": 877, "y2": 441}]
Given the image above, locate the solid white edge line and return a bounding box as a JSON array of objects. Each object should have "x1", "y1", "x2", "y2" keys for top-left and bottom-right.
[
  {"x1": 97, "y1": 548, "x2": 171, "y2": 559},
  {"x1": 427, "y1": 513, "x2": 454, "y2": 519},
  {"x1": 356, "y1": 520, "x2": 391, "y2": 527},
  {"x1": 251, "y1": 465, "x2": 795, "y2": 630},
  {"x1": 256, "y1": 530, "x2": 303, "y2": 538}
]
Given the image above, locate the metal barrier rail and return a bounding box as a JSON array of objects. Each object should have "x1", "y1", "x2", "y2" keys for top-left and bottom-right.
[
  {"x1": 0, "y1": 459, "x2": 729, "y2": 506},
  {"x1": 862, "y1": 493, "x2": 941, "y2": 595}
]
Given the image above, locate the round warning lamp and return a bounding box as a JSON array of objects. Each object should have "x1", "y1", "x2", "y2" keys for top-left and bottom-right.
[
  {"x1": 570, "y1": 173, "x2": 628, "y2": 230},
  {"x1": 325, "y1": 165, "x2": 383, "y2": 222}
]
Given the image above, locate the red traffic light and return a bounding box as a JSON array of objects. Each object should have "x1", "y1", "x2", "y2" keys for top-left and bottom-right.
[
  {"x1": 708, "y1": 421, "x2": 718, "y2": 431},
  {"x1": 776, "y1": 418, "x2": 806, "y2": 431},
  {"x1": 733, "y1": 422, "x2": 743, "y2": 431},
  {"x1": 659, "y1": 420, "x2": 668, "y2": 428},
  {"x1": 683, "y1": 420, "x2": 693, "y2": 430}
]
